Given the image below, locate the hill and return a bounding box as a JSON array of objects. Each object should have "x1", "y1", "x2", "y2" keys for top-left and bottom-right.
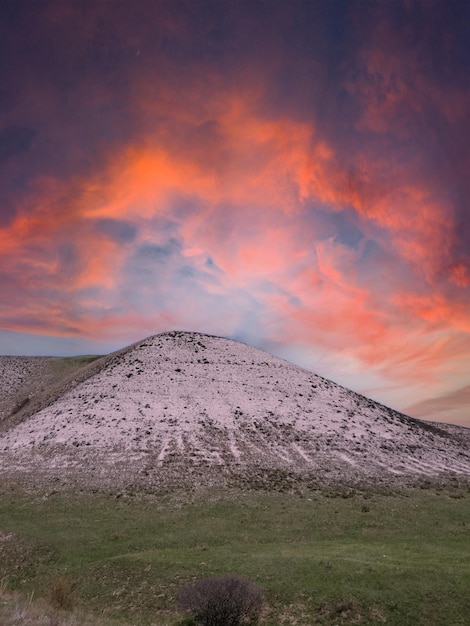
[{"x1": 0, "y1": 331, "x2": 469, "y2": 490}]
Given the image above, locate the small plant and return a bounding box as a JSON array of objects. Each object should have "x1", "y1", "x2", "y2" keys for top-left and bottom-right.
[
  {"x1": 46, "y1": 576, "x2": 75, "y2": 611},
  {"x1": 178, "y1": 575, "x2": 263, "y2": 626}
]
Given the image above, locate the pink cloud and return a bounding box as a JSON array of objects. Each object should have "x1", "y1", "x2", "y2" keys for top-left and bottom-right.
[{"x1": 0, "y1": 58, "x2": 468, "y2": 412}]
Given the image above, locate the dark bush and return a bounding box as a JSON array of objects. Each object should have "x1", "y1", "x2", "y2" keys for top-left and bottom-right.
[
  {"x1": 177, "y1": 574, "x2": 263, "y2": 626},
  {"x1": 46, "y1": 575, "x2": 75, "y2": 610}
]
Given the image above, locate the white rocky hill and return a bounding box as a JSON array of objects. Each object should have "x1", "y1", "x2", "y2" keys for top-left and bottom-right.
[{"x1": 0, "y1": 331, "x2": 469, "y2": 491}]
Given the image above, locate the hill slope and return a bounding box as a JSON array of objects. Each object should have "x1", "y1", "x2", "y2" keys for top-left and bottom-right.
[
  {"x1": 0, "y1": 331, "x2": 469, "y2": 490},
  {"x1": 0, "y1": 354, "x2": 102, "y2": 426}
]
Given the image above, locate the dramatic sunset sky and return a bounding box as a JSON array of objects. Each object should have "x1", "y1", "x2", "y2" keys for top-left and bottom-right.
[{"x1": 0, "y1": 0, "x2": 469, "y2": 426}]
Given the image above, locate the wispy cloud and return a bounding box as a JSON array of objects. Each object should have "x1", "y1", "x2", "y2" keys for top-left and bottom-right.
[{"x1": 407, "y1": 386, "x2": 470, "y2": 428}]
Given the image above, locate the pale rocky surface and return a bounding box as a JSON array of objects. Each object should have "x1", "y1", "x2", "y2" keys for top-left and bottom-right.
[{"x1": 0, "y1": 331, "x2": 469, "y2": 491}]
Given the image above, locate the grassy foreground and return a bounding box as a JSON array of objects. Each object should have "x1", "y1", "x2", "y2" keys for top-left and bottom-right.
[{"x1": 0, "y1": 484, "x2": 469, "y2": 625}]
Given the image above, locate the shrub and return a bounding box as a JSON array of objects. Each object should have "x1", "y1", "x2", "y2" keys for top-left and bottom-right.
[
  {"x1": 177, "y1": 575, "x2": 263, "y2": 626},
  {"x1": 46, "y1": 576, "x2": 75, "y2": 611}
]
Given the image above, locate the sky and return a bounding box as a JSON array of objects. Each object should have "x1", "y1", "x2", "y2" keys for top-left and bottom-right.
[{"x1": 0, "y1": 0, "x2": 469, "y2": 427}]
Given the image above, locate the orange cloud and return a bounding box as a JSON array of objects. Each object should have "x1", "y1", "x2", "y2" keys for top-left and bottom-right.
[
  {"x1": 450, "y1": 263, "x2": 470, "y2": 288},
  {"x1": 393, "y1": 291, "x2": 470, "y2": 335},
  {"x1": 0, "y1": 81, "x2": 468, "y2": 400}
]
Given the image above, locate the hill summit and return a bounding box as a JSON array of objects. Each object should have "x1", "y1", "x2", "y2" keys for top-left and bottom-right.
[{"x1": 1, "y1": 331, "x2": 469, "y2": 490}]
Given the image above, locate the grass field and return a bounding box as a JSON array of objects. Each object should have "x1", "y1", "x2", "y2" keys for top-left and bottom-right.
[
  {"x1": 0, "y1": 484, "x2": 469, "y2": 625},
  {"x1": 49, "y1": 355, "x2": 102, "y2": 375}
]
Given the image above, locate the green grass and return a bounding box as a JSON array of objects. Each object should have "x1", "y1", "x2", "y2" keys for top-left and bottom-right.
[
  {"x1": 48, "y1": 354, "x2": 102, "y2": 377},
  {"x1": 0, "y1": 485, "x2": 469, "y2": 625}
]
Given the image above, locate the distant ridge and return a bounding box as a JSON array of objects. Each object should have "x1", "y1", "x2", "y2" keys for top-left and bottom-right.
[{"x1": 0, "y1": 331, "x2": 469, "y2": 491}]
